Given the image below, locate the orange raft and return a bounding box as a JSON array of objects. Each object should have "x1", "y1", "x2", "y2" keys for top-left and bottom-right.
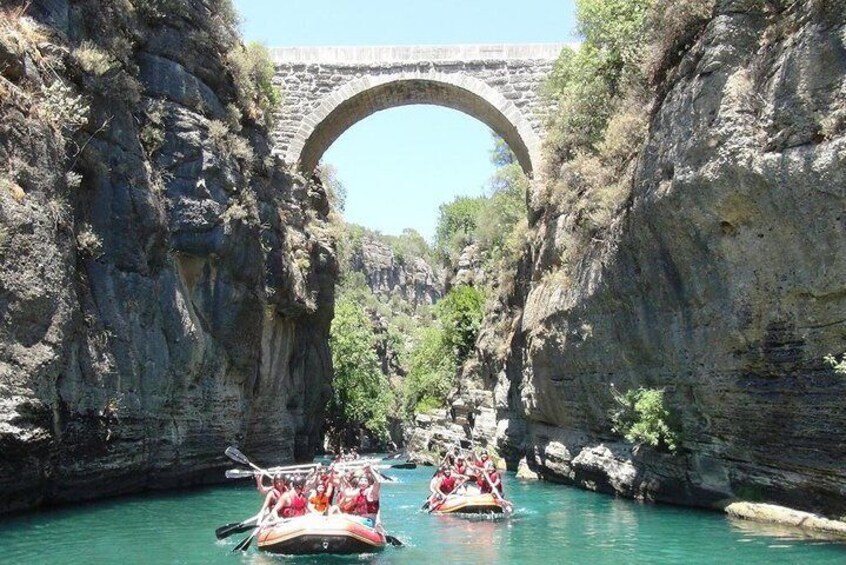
[
  {"x1": 256, "y1": 513, "x2": 387, "y2": 555},
  {"x1": 430, "y1": 493, "x2": 506, "y2": 515}
]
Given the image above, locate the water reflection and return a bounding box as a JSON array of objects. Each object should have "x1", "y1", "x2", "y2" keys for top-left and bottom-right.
[{"x1": 727, "y1": 516, "x2": 846, "y2": 543}]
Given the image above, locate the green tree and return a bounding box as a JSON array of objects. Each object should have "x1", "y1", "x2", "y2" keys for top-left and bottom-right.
[
  {"x1": 576, "y1": 0, "x2": 653, "y2": 76},
  {"x1": 435, "y1": 285, "x2": 486, "y2": 360},
  {"x1": 489, "y1": 134, "x2": 516, "y2": 167},
  {"x1": 327, "y1": 296, "x2": 392, "y2": 446},
  {"x1": 317, "y1": 163, "x2": 347, "y2": 213},
  {"x1": 387, "y1": 228, "x2": 431, "y2": 266},
  {"x1": 402, "y1": 326, "x2": 456, "y2": 415},
  {"x1": 433, "y1": 195, "x2": 486, "y2": 261},
  {"x1": 544, "y1": 0, "x2": 653, "y2": 164},
  {"x1": 610, "y1": 386, "x2": 680, "y2": 453}
]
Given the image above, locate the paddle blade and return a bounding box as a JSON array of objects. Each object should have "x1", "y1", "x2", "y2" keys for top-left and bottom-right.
[
  {"x1": 216, "y1": 517, "x2": 257, "y2": 540},
  {"x1": 224, "y1": 446, "x2": 251, "y2": 466},
  {"x1": 215, "y1": 521, "x2": 240, "y2": 539},
  {"x1": 376, "y1": 471, "x2": 395, "y2": 483},
  {"x1": 385, "y1": 535, "x2": 404, "y2": 547},
  {"x1": 390, "y1": 463, "x2": 416, "y2": 470},
  {"x1": 232, "y1": 529, "x2": 256, "y2": 552}
]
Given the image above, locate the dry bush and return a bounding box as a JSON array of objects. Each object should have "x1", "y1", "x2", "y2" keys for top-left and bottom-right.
[
  {"x1": 74, "y1": 41, "x2": 117, "y2": 76},
  {"x1": 546, "y1": 95, "x2": 646, "y2": 234},
  {"x1": 139, "y1": 100, "x2": 166, "y2": 155},
  {"x1": 597, "y1": 101, "x2": 649, "y2": 168},
  {"x1": 207, "y1": 119, "x2": 254, "y2": 163},
  {"x1": 38, "y1": 80, "x2": 89, "y2": 131},
  {"x1": 646, "y1": 0, "x2": 717, "y2": 85},
  {"x1": 76, "y1": 223, "x2": 103, "y2": 257},
  {"x1": 221, "y1": 188, "x2": 259, "y2": 228},
  {"x1": 0, "y1": 7, "x2": 47, "y2": 56},
  {"x1": 208, "y1": 119, "x2": 229, "y2": 146},
  {"x1": 1, "y1": 174, "x2": 26, "y2": 202},
  {"x1": 65, "y1": 171, "x2": 82, "y2": 189},
  {"x1": 227, "y1": 42, "x2": 283, "y2": 129}
]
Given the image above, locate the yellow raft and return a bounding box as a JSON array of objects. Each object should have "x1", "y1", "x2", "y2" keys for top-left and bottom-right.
[
  {"x1": 430, "y1": 493, "x2": 506, "y2": 514},
  {"x1": 256, "y1": 513, "x2": 387, "y2": 555}
]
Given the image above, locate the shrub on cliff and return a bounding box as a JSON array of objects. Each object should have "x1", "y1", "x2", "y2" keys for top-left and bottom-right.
[
  {"x1": 228, "y1": 41, "x2": 282, "y2": 129},
  {"x1": 433, "y1": 195, "x2": 486, "y2": 262},
  {"x1": 327, "y1": 296, "x2": 393, "y2": 444},
  {"x1": 435, "y1": 285, "x2": 486, "y2": 361},
  {"x1": 610, "y1": 385, "x2": 680, "y2": 453},
  {"x1": 400, "y1": 285, "x2": 485, "y2": 416},
  {"x1": 402, "y1": 326, "x2": 456, "y2": 415},
  {"x1": 825, "y1": 353, "x2": 846, "y2": 375}
]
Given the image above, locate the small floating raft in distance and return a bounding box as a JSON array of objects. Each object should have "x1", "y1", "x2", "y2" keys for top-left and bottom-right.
[{"x1": 257, "y1": 513, "x2": 387, "y2": 555}]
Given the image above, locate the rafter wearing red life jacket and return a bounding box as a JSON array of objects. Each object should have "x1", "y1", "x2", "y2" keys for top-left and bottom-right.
[{"x1": 439, "y1": 473, "x2": 457, "y2": 495}]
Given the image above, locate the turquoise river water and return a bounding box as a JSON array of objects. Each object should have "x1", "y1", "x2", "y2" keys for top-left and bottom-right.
[{"x1": 1, "y1": 463, "x2": 844, "y2": 564}]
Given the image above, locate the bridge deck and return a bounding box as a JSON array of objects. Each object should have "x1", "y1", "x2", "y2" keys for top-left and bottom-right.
[{"x1": 269, "y1": 43, "x2": 573, "y2": 65}]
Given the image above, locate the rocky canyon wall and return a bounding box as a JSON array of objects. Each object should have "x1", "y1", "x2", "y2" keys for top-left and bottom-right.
[
  {"x1": 0, "y1": 0, "x2": 336, "y2": 514},
  {"x1": 349, "y1": 234, "x2": 443, "y2": 309},
  {"x1": 414, "y1": 0, "x2": 846, "y2": 518}
]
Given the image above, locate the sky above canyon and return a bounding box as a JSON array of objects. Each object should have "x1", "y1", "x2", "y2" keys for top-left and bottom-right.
[{"x1": 234, "y1": 0, "x2": 579, "y2": 240}]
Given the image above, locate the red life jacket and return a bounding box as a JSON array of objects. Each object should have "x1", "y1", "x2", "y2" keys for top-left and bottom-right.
[
  {"x1": 439, "y1": 476, "x2": 457, "y2": 494},
  {"x1": 455, "y1": 463, "x2": 467, "y2": 475},
  {"x1": 282, "y1": 493, "x2": 306, "y2": 517},
  {"x1": 353, "y1": 490, "x2": 370, "y2": 516},
  {"x1": 292, "y1": 493, "x2": 307, "y2": 516},
  {"x1": 477, "y1": 474, "x2": 492, "y2": 494},
  {"x1": 367, "y1": 496, "x2": 380, "y2": 515}
]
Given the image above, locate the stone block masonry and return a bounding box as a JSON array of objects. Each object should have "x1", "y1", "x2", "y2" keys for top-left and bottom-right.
[{"x1": 270, "y1": 43, "x2": 573, "y2": 176}]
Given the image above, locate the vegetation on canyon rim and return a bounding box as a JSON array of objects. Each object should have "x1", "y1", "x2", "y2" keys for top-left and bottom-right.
[{"x1": 541, "y1": 0, "x2": 715, "y2": 254}]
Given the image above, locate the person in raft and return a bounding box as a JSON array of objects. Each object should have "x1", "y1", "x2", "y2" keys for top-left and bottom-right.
[
  {"x1": 474, "y1": 450, "x2": 491, "y2": 470},
  {"x1": 453, "y1": 455, "x2": 469, "y2": 478},
  {"x1": 438, "y1": 467, "x2": 467, "y2": 497},
  {"x1": 477, "y1": 462, "x2": 504, "y2": 498},
  {"x1": 331, "y1": 465, "x2": 381, "y2": 524},
  {"x1": 256, "y1": 473, "x2": 288, "y2": 521},
  {"x1": 354, "y1": 466, "x2": 381, "y2": 522},
  {"x1": 272, "y1": 477, "x2": 308, "y2": 518},
  {"x1": 308, "y1": 483, "x2": 332, "y2": 514}
]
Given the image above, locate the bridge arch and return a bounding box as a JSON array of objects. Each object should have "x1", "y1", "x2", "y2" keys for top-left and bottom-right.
[{"x1": 284, "y1": 72, "x2": 543, "y2": 177}]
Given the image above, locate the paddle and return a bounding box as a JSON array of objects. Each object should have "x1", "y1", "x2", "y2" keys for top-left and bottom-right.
[
  {"x1": 480, "y1": 467, "x2": 513, "y2": 513},
  {"x1": 215, "y1": 515, "x2": 259, "y2": 539},
  {"x1": 225, "y1": 446, "x2": 271, "y2": 478},
  {"x1": 389, "y1": 463, "x2": 416, "y2": 470},
  {"x1": 385, "y1": 534, "x2": 404, "y2": 547},
  {"x1": 374, "y1": 470, "x2": 395, "y2": 483},
  {"x1": 232, "y1": 525, "x2": 259, "y2": 552},
  {"x1": 225, "y1": 465, "x2": 319, "y2": 480},
  {"x1": 230, "y1": 516, "x2": 293, "y2": 552}
]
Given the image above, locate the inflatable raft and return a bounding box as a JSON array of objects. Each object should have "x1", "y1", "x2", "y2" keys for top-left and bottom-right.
[
  {"x1": 256, "y1": 514, "x2": 387, "y2": 555},
  {"x1": 431, "y1": 492, "x2": 506, "y2": 514}
]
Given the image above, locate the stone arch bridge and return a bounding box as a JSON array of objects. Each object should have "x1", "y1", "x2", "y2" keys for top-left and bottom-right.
[{"x1": 269, "y1": 44, "x2": 567, "y2": 177}]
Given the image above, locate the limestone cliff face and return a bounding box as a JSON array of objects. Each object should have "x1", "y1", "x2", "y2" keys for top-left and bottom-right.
[
  {"x1": 417, "y1": 1, "x2": 846, "y2": 517},
  {"x1": 350, "y1": 235, "x2": 443, "y2": 308},
  {"x1": 0, "y1": 0, "x2": 335, "y2": 514}
]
